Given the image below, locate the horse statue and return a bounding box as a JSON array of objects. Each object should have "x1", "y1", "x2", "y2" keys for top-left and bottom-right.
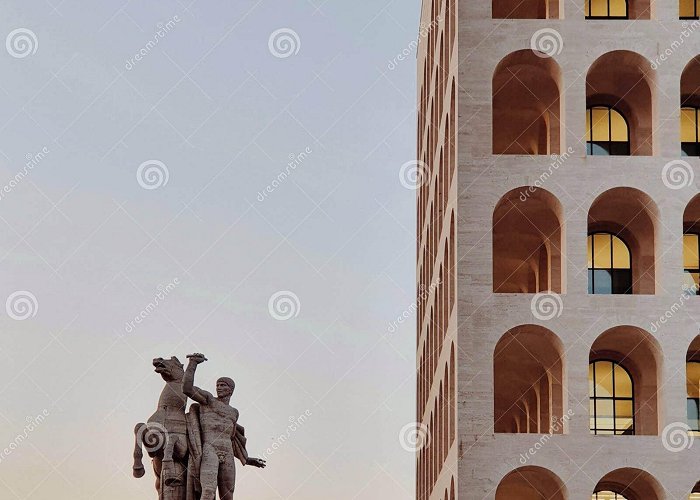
[{"x1": 133, "y1": 356, "x2": 190, "y2": 500}]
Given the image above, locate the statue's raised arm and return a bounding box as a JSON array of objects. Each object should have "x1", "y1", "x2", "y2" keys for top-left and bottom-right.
[{"x1": 183, "y1": 353, "x2": 213, "y2": 405}]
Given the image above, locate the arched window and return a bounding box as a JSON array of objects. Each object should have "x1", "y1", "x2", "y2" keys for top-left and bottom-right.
[
  {"x1": 681, "y1": 0, "x2": 700, "y2": 18},
  {"x1": 585, "y1": 0, "x2": 628, "y2": 17},
  {"x1": 588, "y1": 233, "x2": 632, "y2": 294},
  {"x1": 593, "y1": 493, "x2": 629, "y2": 500},
  {"x1": 682, "y1": 107, "x2": 700, "y2": 155},
  {"x1": 586, "y1": 106, "x2": 630, "y2": 155},
  {"x1": 688, "y1": 361, "x2": 700, "y2": 433},
  {"x1": 691, "y1": 481, "x2": 700, "y2": 499},
  {"x1": 684, "y1": 232, "x2": 700, "y2": 293},
  {"x1": 589, "y1": 360, "x2": 634, "y2": 435}
]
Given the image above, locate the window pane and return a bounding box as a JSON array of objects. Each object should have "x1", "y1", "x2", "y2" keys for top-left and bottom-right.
[
  {"x1": 595, "y1": 361, "x2": 614, "y2": 397},
  {"x1": 590, "y1": 142, "x2": 611, "y2": 155},
  {"x1": 608, "y1": 0, "x2": 627, "y2": 17},
  {"x1": 612, "y1": 235, "x2": 630, "y2": 268},
  {"x1": 585, "y1": 107, "x2": 592, "y2": 141},
  {"x1": 687, "y1": 362, "x2": 700, "y2": 398},
  {"x1": 682, "y1": 108, "x2": 697, "y2": 142},
  {"x1": 595, "y1": 403, "x2": 614, "y2": 430},
  {"x1": 591, "y1": 108, "x2": 610, "y2": 140},
  {"x1": 688, "y1": 398, "x2": 700, "y2": 431},
  {"x1": 589, "y1": 363, "x2": 595, "y2": 395},
  {"x1": 593, "y1": 233, "x2": 612, "y2": 268},
  {"x1": 681, "y1": 0, "x2": 697, "y2": 16},
  {"x1": 611, "y1": 269, "x2": 632, "y2": 294},
  {"x1": 590, "y1": 0, "x2": 609, "y2": 16},
  {"x1": 615, "y1": 400, "x2": 633, "y2": 418},
  {"x1": 587, "y1": 235, "x2": 593, "y2": 268},
  {"x1": 684, "y1": 234, "x2": 699, "y2": 269},
  {"x1": 614, "y1": 364, "x2": 633, "y2": 397},
  {"x1": 608, "y1": 141, "x2": 630, "y2": 155},
  {"x1": 588, "y1": 269, "x2": 594, "y2": 294},
  {"x1": 610, "y1": 109, "x2": 628, "y2": 140},
  {"x1": 593, "y1": 270, "x2": 613, "y2": 294},
  {"x1": 682, "y1": 142, "x2": 700, "y2": 156}
]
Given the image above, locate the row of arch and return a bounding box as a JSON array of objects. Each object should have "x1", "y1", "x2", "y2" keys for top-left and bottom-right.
[
  {"x1": 494, "y1": 0, "x2": 697, "y2": 18},
  {"x1": 417, "y1": 3, "x2": 459, "y2": 500},
  {"x1": 493, "y1": 49, "x2": 700, "y2": 156},
  {"x1": 494, "y1": 324, "x2": 700, "y2": 436},
  {"x1": 498, "y1": 466, "x2": 700, "y2": 499},
  {"x1": 417, "y1": 344, "x2": 456, "y2": 500},
  {"x1": 493, "y1": 186, "x2": 700, "y2": 295}
]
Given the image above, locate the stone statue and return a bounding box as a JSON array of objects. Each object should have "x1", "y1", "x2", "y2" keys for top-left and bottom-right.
[
  {"x1": 133, "y1": 357, "x2": 190, "y2": 500},
  {"x1": 183, "y1": 353, "x2": 266, "y2": 500},
  {"x1": 133, "y1": 354, "x2": 266, "y2": 500}
]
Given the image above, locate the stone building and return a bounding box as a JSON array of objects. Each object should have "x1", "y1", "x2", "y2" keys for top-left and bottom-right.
[{"x1": 416, "y1": 0, "x2": 700, "y2": 498}]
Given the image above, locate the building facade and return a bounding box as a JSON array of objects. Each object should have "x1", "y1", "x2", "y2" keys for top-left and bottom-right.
[{"x1": 417, "y1": 0, "x2": 700, "y2": 498}]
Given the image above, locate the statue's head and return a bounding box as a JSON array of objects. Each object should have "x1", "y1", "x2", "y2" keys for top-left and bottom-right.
[
  {"x1": 216, "y1": 377, "x2": 235, "y2": 398},
  {"x1": 153, "y1": 356, "x2": 184, "y2": 382}
]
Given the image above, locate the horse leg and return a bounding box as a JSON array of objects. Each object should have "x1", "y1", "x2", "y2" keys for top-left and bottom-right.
[{"x1": 133, "y1": 423, "x2": 146, "y2": 478}]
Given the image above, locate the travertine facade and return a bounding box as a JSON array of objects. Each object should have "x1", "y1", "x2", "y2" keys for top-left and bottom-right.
[{"x1": 417, "y1": 0, "x2": 700, "y2": 498}]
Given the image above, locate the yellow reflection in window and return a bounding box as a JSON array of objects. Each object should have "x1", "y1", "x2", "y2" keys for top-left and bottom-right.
[
  {"x1": 586, "y1": 0, "x2": 627, "y2": 16},
  {"x1": 680, "y1": 0, "x2": 700, "y2": 17},
  {"x1": 593, "y1": 492, "x2": 629, "y2": 500},
  {"x1": 588, "y1": 234, "x2": 631, "y2": 269},
  {"x1": 690, "y1": 493, "x2": 700, "y2": 500},
  {"x1": 614, "y1": 363, "x2": 633, "y2": 397},
  {"x1": 685, "y1": 234, "x2": 699, "y2": 269},
  {"x1": 682, "y1": 108, "x2": 698, "y2": 142},
  {"x1": 594, "y1": 361, "x2": 614, "y2": 397},
  {"x1": 688, "y1": 362, "x2": 700, "y2": 398}
]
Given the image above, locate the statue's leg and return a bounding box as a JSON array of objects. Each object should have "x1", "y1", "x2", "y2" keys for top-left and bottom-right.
[
  {"x1": 199, "y1": 444, "x2": 219, "y2": 500},
  {"x1": 133, "y1": 423, "x2": 146, "y2": 478},
  {"x1": 217, "y1": 456, "x2": 236, "y2": 500}
]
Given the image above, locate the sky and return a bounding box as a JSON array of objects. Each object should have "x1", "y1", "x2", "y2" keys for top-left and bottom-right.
[{"x1": 0, "y1": 1, "x2": 420, "y2": 498}]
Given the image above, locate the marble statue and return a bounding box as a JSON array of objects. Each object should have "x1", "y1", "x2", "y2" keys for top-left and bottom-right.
[{"x1": 133, "y1": 354, "x2": 266, "y2": 500}]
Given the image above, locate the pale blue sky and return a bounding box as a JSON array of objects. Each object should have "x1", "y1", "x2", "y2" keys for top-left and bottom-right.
[{"x1": 0, "y1": 1, "x2": 419, "y2": 499}]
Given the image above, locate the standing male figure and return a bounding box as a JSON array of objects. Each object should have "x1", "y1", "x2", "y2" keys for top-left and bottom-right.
[{"x1": 183, "y1": 353, "x2": 266, "y2": 500}]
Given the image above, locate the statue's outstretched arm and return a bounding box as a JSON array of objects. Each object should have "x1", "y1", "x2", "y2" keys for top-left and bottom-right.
[{"x1": 183, "y1": 353, "x2": 212, "y2": 405}]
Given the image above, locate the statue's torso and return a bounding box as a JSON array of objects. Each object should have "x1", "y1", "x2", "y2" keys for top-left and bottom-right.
[{"x1": 200, "y1": 399, "x2": 239, "y2": 451}]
